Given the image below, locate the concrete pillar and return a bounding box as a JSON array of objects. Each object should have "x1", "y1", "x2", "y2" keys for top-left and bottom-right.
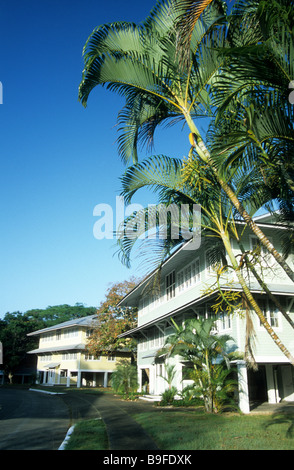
[
  {"x1": 77, "y1": 370, "x2": 81, "y2": 388},
  {"x1": 237, "y1": 361, "x2": 250, "y2": 414},
  {"x1": 103, "y1": 372, "x2": 108, "y2": 388},
  {"x1": 67, "y1": 371, "x2": 71, "y2": 387},
  {"x1": 265, "y1": 364, "x2": 278, "y2": 403}
]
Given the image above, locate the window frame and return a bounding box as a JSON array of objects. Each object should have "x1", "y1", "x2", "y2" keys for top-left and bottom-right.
[
  {"x1": 177, "y1": 258, "x2": 200, "y2": 293},
  {"x1": 166, "y1": 270, "x2": 176, "y2": 300}
]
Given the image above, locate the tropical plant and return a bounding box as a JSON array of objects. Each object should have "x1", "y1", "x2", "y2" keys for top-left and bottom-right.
[
  {"x1": 160, "y1": 363, "x2": 177, "y2": 390},
  {"x1": 158, "y1": 317, "x2": 239, "y2": 413},
  {"x1": 111, "y1": 359, "x2": 138, "y2": 397},
  {"x1": 78, "y1": 0, "x2": 294, "y2": 283},
  {"x1": 160, "y1": 386, "x2": 178, "y2": 405},
  {"x1": 199, "y1": 0, "x2": 294, "y2": 260},
  {"x1": 207, "y1": 0, "x2": 294, "y2": 213},
  {"x1": 117, "y1": 153, "x2": 294, "y2": 365}
]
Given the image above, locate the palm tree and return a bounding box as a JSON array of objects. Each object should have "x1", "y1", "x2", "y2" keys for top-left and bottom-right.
[
  {"x1": 117, "y1": 153, "x2": 294, "y2": 365},
  {"x1": 176, "y1": 0, "x2": 294, "y2": 267},
  {"x1": 111, "y1": 359, "x2": 138, "y2": 397},
  {"x1": 158, "y1": 317, "x2": 238, "y2": 413},
  {"x1": 78, "y1": 0, "x2": 294, "y2": 283}
]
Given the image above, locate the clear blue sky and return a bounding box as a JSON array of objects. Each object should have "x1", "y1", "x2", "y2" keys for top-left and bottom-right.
[{"x1": 0, "y1": 0, "x2": 197, "y2": 316}]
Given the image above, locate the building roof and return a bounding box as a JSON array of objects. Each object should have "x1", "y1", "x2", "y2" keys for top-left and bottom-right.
[
  {"x1": 27, "y1": 314, "x2": 98, "y2": 337},
  {"x1": 27, "y1": 343, "x2": 86, "y2": 354}
]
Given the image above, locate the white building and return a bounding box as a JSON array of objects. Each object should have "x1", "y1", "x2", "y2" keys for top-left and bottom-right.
[{"x1": 118, "y1": 213, "x2": 294, "y2": 413}]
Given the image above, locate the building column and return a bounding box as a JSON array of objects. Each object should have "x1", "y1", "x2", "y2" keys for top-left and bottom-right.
[
  {"x1": 66, "y1": 371, "x2": 71, "y2": 387},
  {"x1": 103, "y1": 372, "x2": 108, "y2": 388},
  {"x1": 265, "y1": 364, "x2": 279, "y2": 403},
  {"x1": 77, "y1": 370, "x2": 81, "y2": 388},
  {"x1": 237, "y1": 361, "x2": 250, "y2": 414},
  {"x1": 43, "y1": 370, "x2": 47, "y2": 384}
]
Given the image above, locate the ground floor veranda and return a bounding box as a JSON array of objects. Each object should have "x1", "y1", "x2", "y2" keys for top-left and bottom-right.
[
  {"x1": 137, "y1": 360, "x2": 294, "y2": 413},
  {"x1": 37, "y1": 367, "x2": 114, "y2": 388}
]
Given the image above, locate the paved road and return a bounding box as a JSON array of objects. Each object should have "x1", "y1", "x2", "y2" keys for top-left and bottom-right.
[
  {"x1": 61, "y1": 390, "x2": 159, "y2": 450},
  {"x1": 0, "y1": 388, "x2": 69, "y2": 450},
  {"x1": 0, "y1": 387, "x2": 159, "y2": 450}
]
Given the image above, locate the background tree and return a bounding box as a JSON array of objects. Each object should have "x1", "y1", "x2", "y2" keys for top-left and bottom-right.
[
  {"x1": 86, "y1": 278, "x2": 139, "y2": 360},
  {"x1": 0, "y1": 303, "x2": 96, "y2": 380}
]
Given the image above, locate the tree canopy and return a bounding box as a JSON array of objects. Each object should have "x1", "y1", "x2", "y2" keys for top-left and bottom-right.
[
  {"x1": 86, "y1": 278, "x2": 139, "y2": 359},
  {"x1": 0, "y1": 303, "x2": 97, "y2": 376}
]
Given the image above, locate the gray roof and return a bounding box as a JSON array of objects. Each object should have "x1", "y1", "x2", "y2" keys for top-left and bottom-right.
[
  {"x1": 27, "y1": 314, "x2": 99, "y2": 337},
  {"x1": 27, "y1": 343, "x2": 86, "y2": 354}
]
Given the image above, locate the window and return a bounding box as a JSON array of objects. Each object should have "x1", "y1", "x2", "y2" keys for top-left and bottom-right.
[
  {"x1": 269, "y1": 308, "x2": 279, "y2": 328},
  {"x1": 205, "y1": 251, "x2": 222, "y2": 275},
  {"x1": 218, "y1": 313, "x2": 232, "y2": 331},
  {"x1": 149, "y1": 329, "x2": 164, "y2": 349},
  {"x1": 177, "y1": 259, "x2": 200, "y2": 292},
  {"x1": 41, "y1": 333, "x2": 54, "y2": 342},
  {"x1": 166, "y1": 271, "x2": 175, "y2": 300},
  {"x1": 56, "y1": 330, "x2": 61, "y2": 340},
  {"x1": 85, "y1": 354, "x2": 101, "y2": 361},
  {"x1": 250, "y1": 236, "x2": 273, "y2": 266},
  {"x1": 259, "y1": 299, "x2": 280, "y2": 329},
  {"x1": 40, "y1": 354, "x2": 52, "y2": 362},
  {"x1": 62, "y1": 352, "x2": 77, "y2": 360},
  {"x1": 157, "y1": 364, "x2": 163, "y2": 377},
  {"x1": 138, "y1": 339, "x2": 147, "y2": 351},
  {"x1": 64, "y1": 328, "x2": 79, "y2": 339},
  {"x1": 107, "y1": 355, "x2": 116, "y2": 361}
]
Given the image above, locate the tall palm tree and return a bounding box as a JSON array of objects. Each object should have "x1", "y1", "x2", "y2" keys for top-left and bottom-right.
[
  {"x1": 79, "y1": 0, "x2": 294, "y2": 283},
  {"x1": 117, "y1": 153, "x2": 294, "y2": 365},
  {"x1": 176, "y1": 0, "x2": 294, "y2": 262}
]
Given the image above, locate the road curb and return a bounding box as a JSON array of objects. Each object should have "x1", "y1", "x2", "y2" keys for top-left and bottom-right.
[
  {"x1": 58, "y1": 425, "x2": 76, "y2": 450},
  {"x1": 29, "y1": 388, "x2": 66, "y2": 395}
]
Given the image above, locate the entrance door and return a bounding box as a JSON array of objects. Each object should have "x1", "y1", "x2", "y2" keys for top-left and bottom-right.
[{"x1": 141, "y1": 369, "x2": 149, "y2": 393}]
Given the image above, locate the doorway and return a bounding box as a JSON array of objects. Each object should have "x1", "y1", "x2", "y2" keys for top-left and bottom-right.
[
  {"x1": 141, "y1": 368, "x2": 150, "y2": 393},
  {"x1": 248, "y1": 365, "x2": 268, "y2": 404}
]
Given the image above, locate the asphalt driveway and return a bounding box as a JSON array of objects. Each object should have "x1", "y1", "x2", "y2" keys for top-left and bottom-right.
[
  {"x1": 0, "y1": 388, "x2": 69, "y2": 450},
  {"x1": 0, "y1": 387, "x2": 159, "y2": 450}
]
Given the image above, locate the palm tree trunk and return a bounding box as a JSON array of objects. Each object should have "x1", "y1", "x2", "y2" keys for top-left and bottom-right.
[
  {"x1": 184, "y1": 112, "x2": 294, "y2": 283},
  {"x1": 221, "y1": 231, "x2": 294, "y2": 366},
  {"x1": 220, "y1": 180, "x2": 294, "y2": 284},
  {"x1": 239, "y1": 244, "x2": 294, "y2": 330}
]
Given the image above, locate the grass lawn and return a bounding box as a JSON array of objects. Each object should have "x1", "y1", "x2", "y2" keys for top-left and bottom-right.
[
  {"x1": 62, "y1": 407, "x2": 294, "y2": 451},
  {"x1": 64, "y1": 418, "x2": 109, "y2": 450},
  {"x1": 133, "y1": 410, "x2": 294, "y2": 450}
]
